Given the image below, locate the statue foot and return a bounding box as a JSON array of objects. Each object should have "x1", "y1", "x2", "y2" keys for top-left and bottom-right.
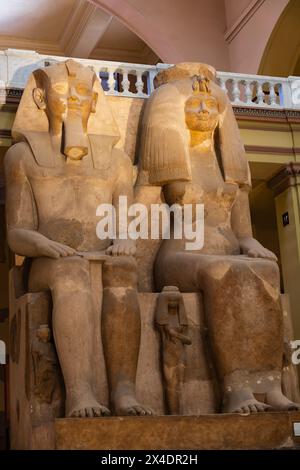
[
  {"x1": 223, "y1": 389, "x2": 271, "y2": 414},
  {"x1": 67, "y1": 396, "x2": 111, "y2": 418},
  {"x1": 265, "y1": 391, "x2": 300, "y2": 411},
  {"x1": 114, "y1": 395, "x2": 153, "y2": 416}
]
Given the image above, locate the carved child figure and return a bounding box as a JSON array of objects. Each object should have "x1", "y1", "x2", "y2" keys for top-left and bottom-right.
[
  {"x1": 31, "y1": 324, "x2": 61, "y2": 404},
  {"x1": 155, "y1": 286, "x2": 191, "y2": 414}
]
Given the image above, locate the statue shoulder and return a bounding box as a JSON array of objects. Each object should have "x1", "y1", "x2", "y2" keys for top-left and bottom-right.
[
  {"x1": 4, "y1": 141, "x2": 33, "y2": 172},
  {"x1": 111, "y1": 147, "x2": 133, "y2": 172}
]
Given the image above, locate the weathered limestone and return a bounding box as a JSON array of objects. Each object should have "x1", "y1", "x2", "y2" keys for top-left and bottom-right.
[
  {"x1": 5, "y1": 59, "x2": 150, "y2": 424},
  {"x1": 55, "y1": 412, "x2": 300, "y2": 450},
  {"x1": 138, "y1": 63, "x2": 300, "y2": 414},
  {"x1": 5, "y1": 60, "x2": 300, "y2": 450},
  {"x1": 155, "y1": 286, "x2": 192, "y2": 415}
]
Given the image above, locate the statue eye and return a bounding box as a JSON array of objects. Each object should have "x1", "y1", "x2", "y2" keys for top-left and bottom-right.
[
  {"x1": 186, "y1": 99, "x2": 199, "y2": 110},
  {"x1": 76, "y1": 84, "x2": 90, "y2": 95},
  {"x1": 206, "y1": 100, "x2": 217, "y2": 109},
  {"x1": 53, "y1": 83, "x2": 68, "y2": 94}
]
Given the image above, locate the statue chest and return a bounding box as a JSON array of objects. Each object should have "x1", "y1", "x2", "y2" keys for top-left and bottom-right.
[
  {"x1": 28, "y1": 172, "x2": 114, "y2": 219},
  {"x1": 183, "y1": 155, "x2": 238, "y2": 215}
]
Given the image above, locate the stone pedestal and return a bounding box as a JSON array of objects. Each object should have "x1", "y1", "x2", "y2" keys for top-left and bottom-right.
[
  {"x1": 8, "y1": 265, "x2": 299, "y2": 450},
  {"x1": 55, "y1": 412, "x2": 300, "y2": 450}
]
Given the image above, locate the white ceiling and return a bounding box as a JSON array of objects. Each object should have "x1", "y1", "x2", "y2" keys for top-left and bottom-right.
[
  {"x1": 0, "y1": 0, "x2": 74, "y2": 41},
  {"x1": 0, "y1": 0, "x2": 159, "y2": 63}
]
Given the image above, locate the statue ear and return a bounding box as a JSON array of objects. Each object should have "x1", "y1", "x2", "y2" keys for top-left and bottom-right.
[
  {"x1": 33, "y1": 88, "x2": 46, "y2": 110},
  {"x1": 91, "y1": 91, "x2": 98, "y2": 113}
]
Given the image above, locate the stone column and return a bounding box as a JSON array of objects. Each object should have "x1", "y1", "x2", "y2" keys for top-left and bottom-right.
[{"x1": 268, "y1": 163, "x2": 300, "y2": 342}]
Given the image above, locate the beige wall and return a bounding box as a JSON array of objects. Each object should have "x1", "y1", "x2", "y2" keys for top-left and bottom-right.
[
  {"x1": 227, "y1": 0, "x2": 289, "y2": 73},
  {"x1": 90, "y1": 0, "x2": 290, "y2": 74},
  {"x1": 259, "y1": 0, "x2": 300, "y2": 76},
  {"x1": 224, "y1": 0, "x2": 253, "y2": 29},
  {"x1": 91, "y1": 0, "x2": 230, "y2": 69}
]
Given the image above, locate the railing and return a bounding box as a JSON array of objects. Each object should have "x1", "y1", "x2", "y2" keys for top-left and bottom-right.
[{"x1": 0, "y1": 49, "x2": 300, "y2": 109}]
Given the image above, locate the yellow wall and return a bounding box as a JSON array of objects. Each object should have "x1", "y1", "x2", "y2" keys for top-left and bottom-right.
[{"x1": 274, "y1": 185, "x2": 300, "y2": 339}]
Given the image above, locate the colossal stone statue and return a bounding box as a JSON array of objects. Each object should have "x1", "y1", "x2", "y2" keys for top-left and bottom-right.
[
  {"x1": 4, "y1": 59, "x2": 151, "y2": 418},
  {"x1": 139, "y1": 63, "x2": 300, "y2": 414}
]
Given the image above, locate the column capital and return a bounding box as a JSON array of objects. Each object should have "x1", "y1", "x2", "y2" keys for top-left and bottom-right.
[{"x1": 267, "y1": 162, "x2": 300, "y2": 195}]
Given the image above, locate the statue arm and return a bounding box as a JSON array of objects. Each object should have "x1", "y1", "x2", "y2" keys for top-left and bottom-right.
[
  {"x1": 106, "y1": 150, "x2": 136, "y2": 256},
  {"x1": 4, "y1": 144, "x2": 76, "y2": 258},
  {"x1": 231, "y1": 186, "x2": 277, "y2": 260}
]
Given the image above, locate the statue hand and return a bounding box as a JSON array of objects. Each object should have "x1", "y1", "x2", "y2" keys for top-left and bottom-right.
[
  {"x1": 105, "y1": 240, "x2": 136, "y2": 257},
  {"x1": 239, "y1": 237, "x2": 277, "y2": 261},
  {"x1": 35, "y1": 238, "x2": 77, "y2": 259}
]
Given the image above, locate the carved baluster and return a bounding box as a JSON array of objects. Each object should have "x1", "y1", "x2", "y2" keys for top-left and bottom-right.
[
  {"x1": 107, "y1": 68, "x2": 116, "y2": 93},
  {"x1": 219, "y1": 77, "x2": 228, "y2": 95},
  {"x1": 257, "y1": 81, "x2": 264, "y2": 106},
  {"x1": 93, "y1": 65, "x2": 103, "y2": 89},
  {"x1": 232, "y1": 79, "x2": 241, "y2": 104},
  {"x1": 147, "y1": 69, "x2": 157, "y2": 95},
  {"x1": 245, "y1": 80, "x2": 253, "y2": 105},
  {"x1": 121, "y1": 69, "x2": 130, "y2": 94},
  {"x1": 135, "y1": 71, "x2": 144, "y2": 95},
  {"x1": 269, "y1": 83, "x2": 277, "y2": 106}
]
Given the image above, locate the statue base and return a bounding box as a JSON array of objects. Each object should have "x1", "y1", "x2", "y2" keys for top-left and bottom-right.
[{"x1": 55, "y1": 412, "x2": 300, "y2": 450}]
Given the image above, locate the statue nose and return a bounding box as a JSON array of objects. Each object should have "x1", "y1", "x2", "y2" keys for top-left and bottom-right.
[
  {"x1": 199, "y1": 103, "x2": 208, "y2": 113},
  {"x1": 69, "y1": 95, "x2": 79, "y2": 102}
]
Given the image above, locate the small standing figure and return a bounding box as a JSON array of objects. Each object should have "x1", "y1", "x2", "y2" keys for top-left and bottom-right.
[
  {"x1": 31, "y1": 324, "x2": 61, "y2": 404},
  {"x1": 155, "y1": 286, "x2": 191, "y2": 415}
]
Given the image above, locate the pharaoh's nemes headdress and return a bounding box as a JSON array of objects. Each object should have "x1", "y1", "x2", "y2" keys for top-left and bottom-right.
[{"x1": 12, "y1": 59, "x2": 120, "y2": 171}]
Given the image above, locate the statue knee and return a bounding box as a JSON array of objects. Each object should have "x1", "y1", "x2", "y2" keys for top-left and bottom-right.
[
  {"x1": 50, "y1": 257, "x2": 90, "y2": 292},
  {"x1": 102, "y1": 255, "x2": 138, "y2": 289}
]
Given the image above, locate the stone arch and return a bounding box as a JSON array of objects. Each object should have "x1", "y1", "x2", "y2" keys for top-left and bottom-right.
[
  {"x1": 259, "y1": 0, "x2": 300, "y2": 77},
  {"x1": 88, "y1": 0, "x2": 230, "y2": 70}
]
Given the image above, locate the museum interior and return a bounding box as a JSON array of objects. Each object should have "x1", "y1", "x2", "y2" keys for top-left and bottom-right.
[{"x1": 0, "y1": 0, "x2": 300, "y2": 450}]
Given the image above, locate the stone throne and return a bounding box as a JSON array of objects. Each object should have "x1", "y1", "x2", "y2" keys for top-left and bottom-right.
[
  {"x1": 7, "y1": 66, "x2": 300, "y2": 450},
  {"x1": 8, "y1": 225, "x2": 300, "y2": 450}
]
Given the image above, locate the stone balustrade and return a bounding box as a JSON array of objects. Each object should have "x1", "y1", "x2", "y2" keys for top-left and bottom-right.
[{"x1": 0, "y1": 48, "x2": 300, "y2": 109}]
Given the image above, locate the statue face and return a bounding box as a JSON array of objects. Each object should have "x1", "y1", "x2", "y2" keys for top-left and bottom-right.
[
  {"x1": 34, "y1": 75, "x2": 97, "y2": 130},
  {"x1": 33, "y1": 70, "x2": 98, "y2": 159},
  {"x1": 185, "y1": 93, "x2": 219, "y2": 132}
]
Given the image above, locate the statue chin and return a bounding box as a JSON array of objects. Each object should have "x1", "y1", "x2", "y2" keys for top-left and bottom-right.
[{"x1": 64, "y1": 146, "x2": 88, "y2": 160}]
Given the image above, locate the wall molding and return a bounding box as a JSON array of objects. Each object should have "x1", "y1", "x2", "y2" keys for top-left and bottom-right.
[
  {"x1": 224, "y1": 0, "x2": 266, "y2": 44},
  {"x1": 59, "y1": 0, "x2": 99, "y2": 56},
  {"x1": 0, "y1": 35, "x2": 63, "y2": 56},
  {"x1": 268, "y1": 162, "x2": 300, "y2": 195}
]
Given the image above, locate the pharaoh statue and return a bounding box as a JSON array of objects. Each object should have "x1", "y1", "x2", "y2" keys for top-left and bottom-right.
[
  {"x1": 138, "y1": 63, "x2": 300, "y2": 414},
  {"x1": 155, "y1": 286, "x2": 191, "y2": 414},
  {"x1": 4, "y1": 60, "x2": 152, "y2": 418}
]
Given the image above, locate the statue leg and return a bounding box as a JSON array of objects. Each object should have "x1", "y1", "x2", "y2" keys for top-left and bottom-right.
[
  {"x1": 29, "y1": 256, "x2": 110, "y2": 418},
  {"x1": 101, "y1": 256, "x2": 152, "y2": 416},
  {"x1": 162, "y1": 341, "x2": 185, "y2": 415},
  {"x1": 155, "y1": 252, "x2": 300, "y2": 413},
  {"x1": 202, "y1": 257, "x2": 299, "y2": 413}
]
